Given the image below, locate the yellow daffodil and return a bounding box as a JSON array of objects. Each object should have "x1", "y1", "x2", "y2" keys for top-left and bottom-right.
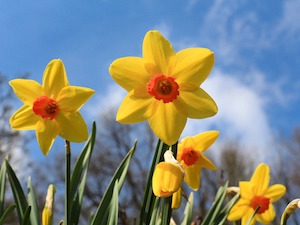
[
  {"x1": 10, "y1": 59, "x2": 95, "y2": 155},
  {"x1": 177, "y1": 131, "x2": 219, "y2": 191},
  {"x1": 152, "y1": 150, "x2": 184, "y2": 197},
  {"x1": 228, "y1": 163, "x2": 286, "y2": 225},
  {"x1": 109, "y1": 30, "x2": 217, "y2": 146}
]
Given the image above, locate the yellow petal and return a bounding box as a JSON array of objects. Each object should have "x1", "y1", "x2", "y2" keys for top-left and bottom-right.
[
  {"x1": 9, "y1": 79, "x2": 44, "y2": 106},
  {"x1": 36, "y1": 119, "x2": 60, "y2": 155},
  {"x1": 250, "y1": 163, "x2": 270, "y2": 195},
  {"x1": 143, "y1": 30, "x2": 176, "y2": 75},
  {"x1": 228, "y1": 199, "x2": 250, "y2": 221},
  {"x1": 256, "y1": 204, "x2": 275, "y2": 224},
  {"x1": 10, "y1": 105, "x2": 39, "y2": 130},
  {"x1": 173, "y1": 48, "x2": 214, "y2": 86},
  {"x1": 182, "y1": 163, "x2": 201, "y2": 191},
  {"x1": 148, "y1": 102, "x2": 187, "y2": 146},
  {"x1": 240, "y1": 182, "x2": 254, "y2": 200},
  {"x1": 116, "y1": 91, "x2": 156, "y2": 123},
  {"x1": 198, "y1": 153, "x2": 217, "y2": 170},
  {"x1": 171, "y1": 188, "x2": 182, "y2": 209},
  {"x1": 109, "y1": 57, "x2": 151, "y2": 92},
  {"x1": 57, "y1": 86, "x2": 95, "y2": 112},
  {"x1": 43, "y1": 59, "x2": 69, "y2": 99},
  {"x1": 56, "y1": 112, "x2": 88, "y2": 143},
  {"x1": 191, "y1": 131, "x2": 219, "y2": 152},
  {"x1": 265, "y1": 184, "x2": 286, "y2": 202},
  {"x1": 152, "y1": 162, "x2": 184, "y2": 197},
  {"x1": 174, "y1": 88, "x2": 218, "y2": 119}
]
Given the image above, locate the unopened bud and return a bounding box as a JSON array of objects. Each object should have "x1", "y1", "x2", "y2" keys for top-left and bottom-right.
[
  {"x1": 42, "y1": 184, "x2": 56, "y2": 225},
  {"x1": 281, "y1": 198, "x2": 300, "y2": 225}
]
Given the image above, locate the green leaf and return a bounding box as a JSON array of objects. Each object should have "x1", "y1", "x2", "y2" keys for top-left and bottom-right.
[
  {"x1": 139, "y1": 140, "x2": 169, "y2": 225},
  {"x1": 0, "y1": 160, "x2": 7, "y2": 216},
  {"x1": 149, "y1": 197, "x2": 160, "y2": 225},
  {"x1": 107, "y1": 180, "x2": 119, "y2": 225},
  {"x1": 21, "y1": 206, "x2": 31, "y2": 225},
  {"x1": 201, "y1": 181, "x2": 228, "y2": 225},
  {"x1": 90, "y1": 141, "x2": 137, "y2": 225},
  {"x1": 213, "y1": 192, "x2": 239, "y2": 224},
  {"x1": 245, "y1": 206, "x2": 260, "y2": 225},
  {"x1": 27, "y1": 177, "x2": 41, "y2": 225},
  {"x1": 0, "y1": 204, "x2": 16, "y2": 225},
  {"x1": 181, "y1": 192, "x2": 194, "y2": 225},
  {"x1": 5, "y1": 160, "x2": 29, "y2": 225},
  {"x1": 70, "y1": 122, "x2": 96, "y2": 225}
]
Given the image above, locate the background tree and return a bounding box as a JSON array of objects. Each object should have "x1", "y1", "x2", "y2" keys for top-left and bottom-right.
[{"x1": 271, "y1": 128, "x2": 300, "y2": 225}]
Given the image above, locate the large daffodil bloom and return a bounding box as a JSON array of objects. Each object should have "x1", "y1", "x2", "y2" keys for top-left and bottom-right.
[
  {"x1": 9, "y1": 59, "x2": 95, "y2": 155},
  {"x1": 109, "y1": 30, "x2": 217, "y2": 146},
  {"x1": 228, "y1": 163, "x2": 286, "y2": 225},
  {"x1": 177, "y1": 131, "x2": 219, "y2": 191}
]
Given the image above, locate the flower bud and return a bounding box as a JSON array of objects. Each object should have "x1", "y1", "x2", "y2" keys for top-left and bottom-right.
[{"x1": 42, "y1": 184, "x2": 56, "y2": 225}]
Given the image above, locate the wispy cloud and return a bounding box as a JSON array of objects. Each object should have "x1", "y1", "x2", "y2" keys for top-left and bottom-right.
[
  {"x1": 84, "y1": 83, "x2": 126, "y2": 119},
  {"x1": 197, "y1": 0, "x2": 299, "y2": 67},
  {"x1": 275, "y1": 0, "x2": 300, "y2": 42}
]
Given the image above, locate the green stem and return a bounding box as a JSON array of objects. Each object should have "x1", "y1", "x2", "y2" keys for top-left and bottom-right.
[
  {"x1": 161, "y1": 142, "x2": 178, "y2": 225},
  {"x1": 139, "y1": 139, "x2": 169, "y2": 225},
  {"x1": 65, "y1": 140, "x2": 71, "y2": 225}
]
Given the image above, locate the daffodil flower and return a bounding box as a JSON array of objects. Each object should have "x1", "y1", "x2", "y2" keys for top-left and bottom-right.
[
  {"x1": 10, "y1": 59, "x2": 95, "y2": 155},
  {"x1": 109, "y1": 30, "x2": 217, "y2": 146},
  {"x1": 152, "y1": 150, "x2": 184, "y2": 197},
  {"x1": 177, "y1": 131, "x2": 219, "y2": 191},
  {"x1": 228, "y1": 163, "x2": 286, "y2": 225}
]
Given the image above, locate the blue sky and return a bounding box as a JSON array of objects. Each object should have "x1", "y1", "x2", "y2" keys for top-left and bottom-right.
[{"x1": 1, "y1": 0, "x2": 300, "y2": 162}]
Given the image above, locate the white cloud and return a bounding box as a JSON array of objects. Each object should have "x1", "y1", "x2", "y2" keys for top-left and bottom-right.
[
  {"x1": 84, "y1": 83, "x2": 126, "y2": 118},
  {"x1": 182, "y1": 68, "x2": 273, "y2": 160},
  {"x1": 244, "y1": 70, "x2": 296, "y2": 108}
]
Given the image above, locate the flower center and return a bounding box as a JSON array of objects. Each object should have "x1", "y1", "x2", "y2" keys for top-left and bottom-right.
[
  {"x1": 251, "y1": 196, "x2": 270, "y2": 214},
  {"x1": 181, "y1": 147, "x2": 199, "y2": 166},
  {"x1": 32, "y1": 96, "x2": 59, "y2": 119},
  {"x1": 147, "y1": 74, "x2": 179, "y2": 103}
]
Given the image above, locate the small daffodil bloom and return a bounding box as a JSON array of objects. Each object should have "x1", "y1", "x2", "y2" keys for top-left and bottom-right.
[
  {"x1": 177, "y1": 131, "x2": 219, "y2": 191},
  {"x1": 109, "y1": 30, "x2": 217, "y2": 146},
  {"x1": 228, "y1": 163, "x2": 286, "y2": 225},
  {"x1": 152, "y1": 150, "x2": 184, "y2": 197},
  {"x1": 10, "y1": 59, "x2": 95, "y2": 155}
]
